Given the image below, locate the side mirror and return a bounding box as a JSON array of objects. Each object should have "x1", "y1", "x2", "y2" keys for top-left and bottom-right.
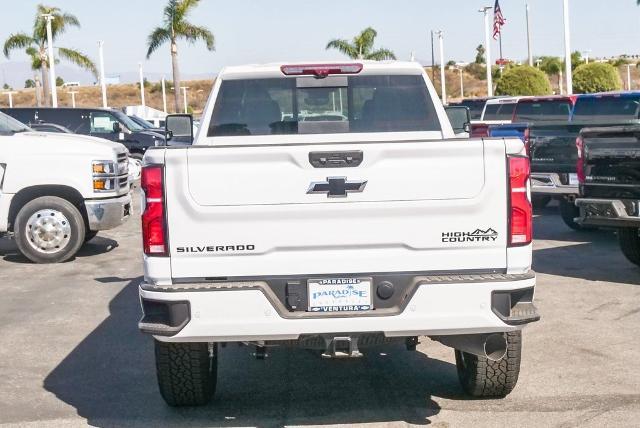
[
  {"x1": 112, "y1": 122, "x2": 122, "y2": 133},
  {"x1": 445, "y1": 106, "x2": 472, "y2": 135},
  {"x1": 165, "y1": 114, "x2": 193, "y2": 144}
]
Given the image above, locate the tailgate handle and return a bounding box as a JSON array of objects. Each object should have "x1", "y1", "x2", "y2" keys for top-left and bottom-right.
[{"x1": 309, "y1": 151, "x2": 363, "y2": 168}]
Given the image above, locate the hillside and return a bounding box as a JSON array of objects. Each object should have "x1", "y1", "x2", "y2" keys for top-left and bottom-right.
[
  {"x1": 0, "y1": 79, "x2": 214, "y2": 115},
  {"x1": 2, "y1": 65, "x2": 639, "y2": 114}
]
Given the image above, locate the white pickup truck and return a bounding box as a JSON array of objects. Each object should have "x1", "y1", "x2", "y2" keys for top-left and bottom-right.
[
  {"x1": 0, "y1": 112, "x2": 131, "y2": 263},
  {"x1": 138, "y1": 61, "x2": 539, "y2": 406}
]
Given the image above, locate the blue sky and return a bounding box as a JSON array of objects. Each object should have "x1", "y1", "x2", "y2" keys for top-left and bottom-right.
[{"x1": 2, "y1": 0, "x2": 639, "y2": 84}]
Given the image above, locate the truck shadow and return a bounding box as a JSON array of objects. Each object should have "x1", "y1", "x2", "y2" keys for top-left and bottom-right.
[
  {"x1": 43, "y1": 278, "x2": 460, "y2": 427},
  {"x1": 533, "y1": 214, "x2": 640, "y2": 285},
  {"x1": 0, "y1": 236, "x2": 118, "y2": 263}
]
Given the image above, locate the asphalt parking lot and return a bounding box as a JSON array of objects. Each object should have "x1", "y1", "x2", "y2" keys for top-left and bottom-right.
[{"x1": 1, "y1": 198, "x2": 639, "y2": 428}]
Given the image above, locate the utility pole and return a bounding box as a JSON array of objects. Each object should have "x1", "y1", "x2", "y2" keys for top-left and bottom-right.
[
  {"x1": 4, "y1": 91, "x2": 16, "y2": 108},
  {"x1": 181, "y1": 86, "x2": 189, "y2": 113},
  {"x1": 526, "y1": 3, "x2": 533, "y2": 66},
  {"x1": 479, "y1": 6, "x2": 494, "y2": 97},
  {"x1": 138, "y1": 63, "x2": 146, "y2": 107},
  {"x1": 627, "y1": 64, "x2": 633, "y2": 91},
  {"x1": 98, "y1": 41, "x2": 108, "y2": 108},
  {"x1": 42, "y1": 14, "x2": 58, "y2": 107},
  {"x1": 161, "y1": 77, "x2": 167, "y2": 113},
  {"x1": 436, "y1": 31, "x2": 446, "y2": 105},
  {"x1": 559, "y1": 69, "x2": 564, "y2": 95},
  {"x1": 68, "y1": 90, "x2": 78, "y2": 108},
  {"x1": 458, "y1": 66, "x2": 464, "y2": 98},
  {"x1": 562, "y1": 0, "x2": 573, "y2": 95}
]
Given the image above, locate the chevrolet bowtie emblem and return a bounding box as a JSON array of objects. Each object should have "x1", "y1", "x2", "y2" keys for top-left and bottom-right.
[{"x1": 307, "y1": 177, "x2": 368, "y2": 198}]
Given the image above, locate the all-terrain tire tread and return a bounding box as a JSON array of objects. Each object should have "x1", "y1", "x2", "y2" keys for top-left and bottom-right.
[
  {"x1": 154, "y1": 341, "x2": 216, "y2": 406},
  {"x1": 455, "y1": 331, "x2": 522, "y2": 398}
]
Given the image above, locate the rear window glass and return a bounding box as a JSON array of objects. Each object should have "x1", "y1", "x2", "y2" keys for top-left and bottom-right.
[
  {"x1": 208, "y1": 75, "x2": 441, "y2": 136},
  {"x1": 572, "y1": 96, "x2": 640, "y2": 121},
  {"x1": 513, "y1": 100, "x2": 573, "y2": 122},
  {"x1": 482, "y1": 103, "x2": 516, "y2": 121},
  {"x1": 459, "y1": 99, "x2": 486, "y2": 120}
]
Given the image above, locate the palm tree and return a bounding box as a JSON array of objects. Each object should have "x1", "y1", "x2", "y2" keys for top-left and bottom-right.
[
  {"x1": 3, "y1": 4, "x2": 96, "y2": 106},
  {"x1": 326, "y1": 27, "x2": 396, "y2": 61},
  {"x1": 146, "y1": 0, "x2": 215, "y2": 113}
]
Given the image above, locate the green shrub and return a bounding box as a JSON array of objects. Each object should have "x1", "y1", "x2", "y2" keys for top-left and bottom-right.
[
  {"x1": 573, "y1": 63, "x2": 622, "y2": 94},
  {"x1": 495, "y1": 66, "x2": 552, "y2": 96}
]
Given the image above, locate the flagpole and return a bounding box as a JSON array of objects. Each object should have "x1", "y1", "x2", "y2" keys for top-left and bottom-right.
[
  {"x1": 479, "y1": 6, "x2": 493, "y2": 98},
  {"x1": 499, "y1": 33, "x2": 504, "y2": 75}
]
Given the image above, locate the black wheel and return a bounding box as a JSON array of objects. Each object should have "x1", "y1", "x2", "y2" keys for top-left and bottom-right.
[
  {"x1": 559, "y1": 199, "x2": 594, "y2": 231},
  {"x1": 84, "y1": 231, "x2": 99, "y2": 243},
  {"x1": 14, "y1": 196, "x2": 85, "y2": 264},
  {"x1": 531, "y1": 195, "x2": 551, "y2": 209},
  {"x1": 455, "y1": 331, "x2": 522, "y2": 398},
  {"x1": 618, "y1": 228, "x2": 640, "y2": 266},
  {"x1": 155, "y1": 340, "x2": 217, "y2": 406}
]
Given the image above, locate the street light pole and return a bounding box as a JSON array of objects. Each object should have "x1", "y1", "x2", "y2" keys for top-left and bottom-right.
[
  {"x1": 430, "y1": 30, "x2": 436, "y2": 84},
  {"x1": 627, "y1": 64, "x2": 633, "y2": 91},
  {"x1": 562, "y1": 0, "x2": 573, "y2": 95},
  {"x1": 526, "y1": 3, "x2": 533, "y2": 67},
  {"x1": 458, "y1": 67, "x2": 464, "y2": 98},
  {"x1": 42, "y1": 14, "x2": 58, "y2": 107},
  {"x1": 480, "y1": 6, "x2": 493, "y2": 97},
  {"x1": 138, "y1": 63, "x2": 146, "y2": 107},
  {"x1": 98, "y1": 41, "x2": 108, "y2": 108},
  {"x1": 436, "y1": 31, "x2": 446, "y2": 105},
  {"x1": 181, "y1": 86, "x2": 189, "y2": 113}
]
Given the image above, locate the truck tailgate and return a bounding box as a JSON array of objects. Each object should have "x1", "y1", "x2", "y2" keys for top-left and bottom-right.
[
  {"x1": 583, "y1": 130, "x2": 640, "y2": 199},
  {"x1": 164, "y1": 139, "x2": 509, "y2": 278}
]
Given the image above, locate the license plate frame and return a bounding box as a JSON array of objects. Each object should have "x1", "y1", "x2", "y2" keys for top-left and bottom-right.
[{"x1": 307, "y1": 277, "x2": 373, "y2": 313}]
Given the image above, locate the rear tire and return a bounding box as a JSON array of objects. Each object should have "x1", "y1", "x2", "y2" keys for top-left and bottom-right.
[
  {"x1": 154, "y1": 340, "x2": 217, "y2": 406},
  {"x1": 618, "y1": 228, "x2": 640, "y2": 267},
  {"x1": 455, "y1": 331, "x2": 522, "y2": 398},
  {"x1": 559, "y1": 199, "x2": 594, "y2": 231},
  {"x1": 14, "y1": 196, "x2": 85, "y2": 264}
]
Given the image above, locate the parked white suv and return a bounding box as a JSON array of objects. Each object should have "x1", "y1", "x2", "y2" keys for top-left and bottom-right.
[
  {"x1": 0, "y1": 112, "x2": 131, "y2": 263},
  {"x1": 138, "y1": 61, "x2": 539, "y2": 406}
]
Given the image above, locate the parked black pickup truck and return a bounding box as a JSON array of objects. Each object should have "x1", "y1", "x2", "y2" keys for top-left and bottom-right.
[
  {"x1": 576, "y1": 125, "x2": 640, "y2": 266},
  {"x1": 528, "y1": 92, "x2": 640, "y2": 230}
]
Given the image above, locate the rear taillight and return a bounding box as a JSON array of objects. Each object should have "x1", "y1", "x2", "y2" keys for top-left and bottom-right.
[
  {"x1": 508, "y1": 156, "x2": 532, "y2": 247},
  {"x1": 280, "y1": 63, "x2": 363, "y2": 77},
  {"x1": 141, "y1": 165, "x2": 167, "y2": 256},
  {"x1": 576, "y1": 136, "x2": 586, "y2": 184}
]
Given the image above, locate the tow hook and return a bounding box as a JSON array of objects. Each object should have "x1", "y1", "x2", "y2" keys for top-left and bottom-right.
[{"x1": 322, "y1": 336, "x2": 363, "y2": 359}]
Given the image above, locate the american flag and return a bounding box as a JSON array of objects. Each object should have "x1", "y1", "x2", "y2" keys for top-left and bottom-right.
[{"x1": 493, "y1": 0, "x2": 506, "y2": 40}]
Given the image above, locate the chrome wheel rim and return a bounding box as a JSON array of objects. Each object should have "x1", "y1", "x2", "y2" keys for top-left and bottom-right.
[{"x1": 26, "y1": 209, "x2": 72, "y2": 254}]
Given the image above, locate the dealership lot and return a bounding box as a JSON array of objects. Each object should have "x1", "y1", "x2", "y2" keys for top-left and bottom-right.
[{"x1": 0, "y1": 200, "x2": 639, "y2": 428}]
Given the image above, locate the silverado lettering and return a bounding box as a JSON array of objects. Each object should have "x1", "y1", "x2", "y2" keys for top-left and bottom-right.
[{"x1": 176, "y1": 245, "x2": 256, "y2": 253}]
